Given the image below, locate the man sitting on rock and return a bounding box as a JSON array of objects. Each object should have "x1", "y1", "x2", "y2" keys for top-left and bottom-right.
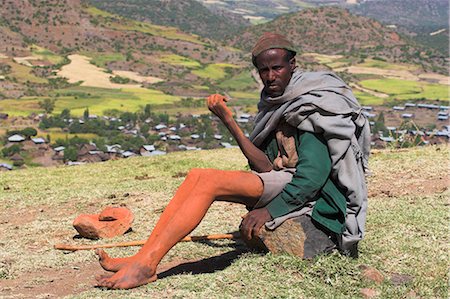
[{"x1": 95, "y1": 32, "x2": 370, "y2": 290}]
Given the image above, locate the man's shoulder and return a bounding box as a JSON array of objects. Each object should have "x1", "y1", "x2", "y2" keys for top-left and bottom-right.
[{"x1": 296, "y1": 70, "x2": 345, "y2": 85}]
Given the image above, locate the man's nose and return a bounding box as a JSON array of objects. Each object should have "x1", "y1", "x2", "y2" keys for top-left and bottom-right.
[{"x1": 268, "y1": 69, "x2": 276, "y2": 81}]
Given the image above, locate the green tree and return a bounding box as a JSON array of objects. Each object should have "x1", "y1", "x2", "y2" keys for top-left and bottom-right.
[
  {"x1": 63, "y1": 146, "x2": 78, "y2": 162},
  {"x1": 2, "y1": 144, "x2": 21, "y2": 157},
  {"x1": 20, "y1": 127, "x2": 37, "y2": 138},
  {"x1": 39, "y1": 98, "x2": 56, "y2": 114},
  {"x1": 373, "y1": 111, "x2": 387, "y2": 134},
  {"x1": 83, "y1": 108, "x2": 89, "y2": 120},
  {"x1": 60, "y1": 108, "x2": 71, "y2": 119}
]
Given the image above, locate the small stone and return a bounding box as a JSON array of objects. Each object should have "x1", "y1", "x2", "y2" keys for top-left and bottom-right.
[
  {"x1": 362, "y1": 267, "x2": 384, "y2": 284},
  {"x1": 390, "y1": 273, "x2": 413, "y2": 286},
  {"x1": 107, "y1": 194, "x2": 116, "y2": 199},
  {"x1": 405, "y1": 290, "x2": 419, "y2": 298},
  {"x1": 360, "y1": 288, "x2": 380, "y2": 298},
  {"x1": 73, "y1": 206, "x2": 134, "y2": 239},
  {"x1": 123, "y1": 192, "x2": 130, "y2": 197}
]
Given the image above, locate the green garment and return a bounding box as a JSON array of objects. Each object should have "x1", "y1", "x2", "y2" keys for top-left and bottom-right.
[{"x1": 261, "y1": 131, "x2": 347, "y2": 234}]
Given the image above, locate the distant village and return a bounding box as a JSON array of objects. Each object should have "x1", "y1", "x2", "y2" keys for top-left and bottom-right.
[{"x1": 0, "y1": 100, "x2": 449, "y2": 171}]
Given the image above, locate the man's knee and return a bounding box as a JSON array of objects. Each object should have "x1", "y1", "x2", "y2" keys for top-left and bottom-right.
[{"x1": 186, "y1": 168, "x2": 220, "y2": 181}]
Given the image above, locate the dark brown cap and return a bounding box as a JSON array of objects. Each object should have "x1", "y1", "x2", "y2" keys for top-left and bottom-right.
[{"x1": 251, "y1": 32, "x2": 297, "y2": 59}]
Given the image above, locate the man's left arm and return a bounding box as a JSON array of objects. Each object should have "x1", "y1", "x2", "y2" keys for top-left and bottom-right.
[
  {"x1": 265, "y1": 132, "x2": 332, "y2": 218},
  {"x1": 241, "y1": 132, "x2": 332, "y2": 240}
]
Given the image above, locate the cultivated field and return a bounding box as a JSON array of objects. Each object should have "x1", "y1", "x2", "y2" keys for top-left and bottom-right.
[{"x1": 0, "y1": 146, "x2": 447, "y2": 298}]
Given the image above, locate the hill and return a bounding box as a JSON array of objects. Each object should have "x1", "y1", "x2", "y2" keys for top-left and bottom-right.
[
  {"x1": 227, "y1": 7, "x2": 446, "y2": 74},
  {"x1": 0, "y1": 145, "x2": 448, "y2": 297},
  {"x1": 88, "y1": 0, "x2": 250, "y2": 40},
  {"x1": 350, "y1": 0, "x2": 449, "y2": 56},
  {"x1": 0, "y1": 0, "x2": 251, "y2": 100}
]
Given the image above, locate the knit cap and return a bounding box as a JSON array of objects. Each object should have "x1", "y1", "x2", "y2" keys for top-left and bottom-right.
[{"x1": 251, "y1": 32, "x2": 297, "y2": 64}]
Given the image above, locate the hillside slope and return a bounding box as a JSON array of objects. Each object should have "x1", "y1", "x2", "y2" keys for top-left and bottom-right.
[
  {"x1": 351, "y1": 0, "x2": 449, "y2": 56},
  {"x1": 89, "y1": 0, "x2": 249, "y2": 40},
  {"x1": 0, "y1": 0, "x2": 248, "y2": 98},
  {"x1": 0, "y1": 145, "x2": 448, "y2": 297},
  {"x1": 228, "y1": 7, "x2": 446, "y2": 73}
]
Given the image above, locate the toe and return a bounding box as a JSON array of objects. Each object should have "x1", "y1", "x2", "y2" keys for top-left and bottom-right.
[
  {"x1": 95, "y1": 249, "x2": 107, "y2": 260},
  {"x1": 95, "y1": 274, "x2": 112, "y2": 282}
]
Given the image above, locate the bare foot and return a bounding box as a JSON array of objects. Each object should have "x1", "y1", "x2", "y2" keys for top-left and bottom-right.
[
  {"x1": 95, "y1": 261, "x2": 157, "y2": 289},
  {"x1": 96, "y1": 249, "x2": 132, "y2": 272}
]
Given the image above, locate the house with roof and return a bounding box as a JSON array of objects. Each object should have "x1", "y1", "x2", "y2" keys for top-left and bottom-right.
[
  {"x1": 0, "y1": 163, "x2": 13, "y2": 171},
  {"x1": 8, "y1": 134, "x2": 25, "y2": 143},
  {"x1": 140, "y1": 145, "x2": 156, "y2": 156}
]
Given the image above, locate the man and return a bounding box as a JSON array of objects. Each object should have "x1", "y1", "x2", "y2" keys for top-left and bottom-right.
[{"x1": 95, "y1": 33, "x2": 370, "y2": 289}]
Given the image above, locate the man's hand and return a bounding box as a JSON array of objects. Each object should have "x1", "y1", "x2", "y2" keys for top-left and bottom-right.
[
  {"x1": 240, "y1": 208, "x2": 272, "y2": 240},
  {"x1": 206, "y1": 94, "x2": 233, "y2": 122}
]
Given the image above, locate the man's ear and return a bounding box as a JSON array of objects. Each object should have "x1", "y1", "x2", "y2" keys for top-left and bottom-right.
[{"x1": 289, "y1": 57, "x2": 296, "y2": 72}]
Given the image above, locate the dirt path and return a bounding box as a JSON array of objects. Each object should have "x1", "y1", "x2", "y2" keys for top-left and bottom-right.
[
  {"x1": 0, "y1": 249, "x2": 246, "y2": 298},
  {"x1": 350, "y1": 82, "x2": 389, "y2": 98}
]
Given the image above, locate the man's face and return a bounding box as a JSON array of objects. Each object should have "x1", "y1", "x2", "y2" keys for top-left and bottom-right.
[{"x1": 255, "y1": 48, "x2": 295, "y2": 97}]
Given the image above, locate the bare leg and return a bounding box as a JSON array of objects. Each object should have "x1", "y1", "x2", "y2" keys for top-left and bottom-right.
[{"x1": 96, "y1": 168, "x2": 263, "y2": 289}]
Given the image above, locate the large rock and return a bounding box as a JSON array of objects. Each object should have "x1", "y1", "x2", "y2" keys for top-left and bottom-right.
[
  {"x1": 243, "y1": 215, "x2": 336, "y2": 259},
  {"x1": 73, "y1": 207, "x2": 133, "y2": 239}
]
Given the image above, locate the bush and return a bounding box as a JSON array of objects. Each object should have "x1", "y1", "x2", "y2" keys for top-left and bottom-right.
[
  {"x1": 21, "y1": 127, "x2": 37, "y2": 138},
  {"x1": 2, "y1": 144, "x2": 22, "y2": 157},
  {"x1": 63, "y1": 146, "x2": 78, "y2": 162}
]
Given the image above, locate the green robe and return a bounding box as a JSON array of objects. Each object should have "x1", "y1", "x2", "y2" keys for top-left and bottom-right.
[{"x1": 260, "y1": 131, "x2": 347, "y2": 234}]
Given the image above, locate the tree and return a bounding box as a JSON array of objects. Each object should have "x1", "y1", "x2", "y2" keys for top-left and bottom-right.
[
  {"x1": 373, "y1": 111, "x2": 387, "y2": 134},
  {"x1": 83, "y1": 108, "x2": 89, "y2": 120},
  {"x1": 39, "y1": 98, "x2": 56, "y2": 114},
  {"x1": 21, "y1": 127, "x2": 37, "y2": 138},
  {"x1": 60, "y1": 108, "x2": 71, "y2": 119},
  {"x1": 63, "y1": 146, "x2": 78, "y2": 162},
  {"x1": 2, "y1": 144, "x2": 21, "y2": 157}
]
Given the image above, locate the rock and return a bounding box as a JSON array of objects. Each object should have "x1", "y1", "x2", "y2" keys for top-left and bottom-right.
[
  {"x1": 360, "y1": 266, "x2": 384, "y2": 284},
  {"x1": 242, "y1": 215, "x2": 335, "y2": 259},
  {"x1": 360, "y1": 288, "x2": 380, "y2": 298},
  {"x1": 390, "y1": 273, "x2": 413, "y2": 286},
  {"x1": 99, "y1": 206, "x2": 129, "y2": 221},
  {"x1": 73, "y1": 206, "x2": 133, "y2": 239},
  {"x1": 405, "y1": 290, "x2": 419, "y2": 298}
]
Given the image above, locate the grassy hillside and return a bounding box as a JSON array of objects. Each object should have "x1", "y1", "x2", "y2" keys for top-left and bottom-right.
[
  {"x1": 228, "y1": 6, "x2": 446, "y2": 74},
  {"x1": 351, "y1": 0, "x2": 449, "y2": 56},
  {"x1": 89, "y1": 0, "x2": 249, "y2": 40},
  {"x1": 0, "y1": 145, "x2": 448, "y2": 298}
]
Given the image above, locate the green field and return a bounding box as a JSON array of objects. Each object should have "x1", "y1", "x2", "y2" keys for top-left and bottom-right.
[
  {"x1": 159, "y1": 54, "x2": 201, "y2": 68},
  {"x1": 0, "y1": 146, "x2": 447, "y2": 298},
  {"x1": 84, "y1": 6, "x2": 206, "y2": 46},
  {"x1": 42, "y1": 128, "x2": 98, "y2": 142},
  {"x1": 0, "y1": 87, "x2": 182, "y2": 117},
  {"x1": 192, "y1": 63, "x2": 241, "y2": 81},
  {"x1": 353, "y1": 91, "x2": 385, "y2": 106},
  {"x1": 87, "y1": 52, "x2": 126, "y2": 68},
  {"x1": 228, "y1": 91, "x2": 260, "y2": 100},
  {"x1": 218, "y1": 70, "x2": 257, "y2": 91},
  {"x1": 357, "y1": 59, "x2": 419, "y2": 71},
  {"x1": 6, "y1": 61, "x2": 47, "y2": 84},
  {"x1": 359, "y1": 79, "x2": 449, "y2": 101},
  {"x1": 30, "y1": 45, "x2": 65, "y2": 65}
]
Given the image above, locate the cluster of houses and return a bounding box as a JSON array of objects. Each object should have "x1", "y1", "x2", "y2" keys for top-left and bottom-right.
[
  {"x1": 362, "y1": 102, "x2": 450, "y2": 145},
  {"x1": 1, "y1": 104, "x2": 448, "y2": 170},
  {"x1": 0, "y1": 113, "x2": 252, "y2": 171}
]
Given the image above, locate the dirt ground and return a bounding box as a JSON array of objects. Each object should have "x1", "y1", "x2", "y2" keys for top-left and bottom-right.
[{"x1": 0, "y1": 147, "x2": 448, "y2": 298}]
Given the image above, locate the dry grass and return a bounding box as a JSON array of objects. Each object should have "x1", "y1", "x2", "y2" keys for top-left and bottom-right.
[{"x1": 0, "y1": 145, "x2": 448, "y2": 298}]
